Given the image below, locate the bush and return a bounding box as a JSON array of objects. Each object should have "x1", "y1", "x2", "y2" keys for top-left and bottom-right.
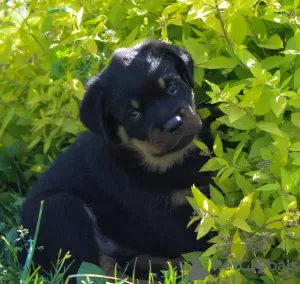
[{"x1": 1, "y1": 0, "x2": 300, "y2": 283}]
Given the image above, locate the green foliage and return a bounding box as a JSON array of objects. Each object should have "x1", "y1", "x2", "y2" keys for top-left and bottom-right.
[{"x1": 2, "y1": 0, "x2": 300, "y2": 283}]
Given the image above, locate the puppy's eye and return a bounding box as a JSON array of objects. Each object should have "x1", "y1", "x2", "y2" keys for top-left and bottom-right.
[
  {"x1": 128, "y1": 110, "x2": 142, "y2": 120},
  {"x1": 168, "y1": 83, "x2": 177, "y2": 94}
]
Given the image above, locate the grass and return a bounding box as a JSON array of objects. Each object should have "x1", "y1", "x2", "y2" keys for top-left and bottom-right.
[{"x1": 0, "y1": 193, "x2": 194, "y2": 284}]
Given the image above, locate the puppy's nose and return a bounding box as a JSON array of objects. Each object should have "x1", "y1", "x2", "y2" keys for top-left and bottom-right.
[{"x1": 163, "y1": 115, "x2": 183, "y2": 134}]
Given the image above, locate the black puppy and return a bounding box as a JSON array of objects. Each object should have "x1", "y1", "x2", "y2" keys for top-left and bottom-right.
[{"x1": 19, "y1": 39, "x2": 213, "y2": 282}]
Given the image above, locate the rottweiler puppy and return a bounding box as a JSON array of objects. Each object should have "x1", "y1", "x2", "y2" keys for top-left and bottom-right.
[{"x1": 18, "y1": 39, "x2": 213, "y2": 282}]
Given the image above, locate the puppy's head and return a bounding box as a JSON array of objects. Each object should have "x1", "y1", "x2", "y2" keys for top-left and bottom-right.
[{"x1": 80, "y1": 39, "x2": 203, "y2": 172}]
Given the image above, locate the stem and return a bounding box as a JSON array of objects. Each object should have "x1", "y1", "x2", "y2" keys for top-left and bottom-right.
[
  {"x1": 214, "y1": 0, "x2": 234, "y2": 52},
  {"x1": 249, "y1": 218, "x2": 283, "y2": 237},
  {"x1": 214, "y1": 0, "x2": 248, "y2": 70},
  {"x1": 8, "y1": 4, "x2": 48, "y2": 55},
  {"x1": 21, "y1": 200, "x2": 44, "y2": 283},
  {"x1": 227, "y1": 101, "x2": 257, "y2": 123}
]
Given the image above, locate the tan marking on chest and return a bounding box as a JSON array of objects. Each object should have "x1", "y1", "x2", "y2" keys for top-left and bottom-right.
[{"x1": 171, "y1": 188, "x2": 193, "y2": 207}]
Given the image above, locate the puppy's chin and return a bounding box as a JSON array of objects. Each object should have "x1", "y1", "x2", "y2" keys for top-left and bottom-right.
[
  {"x1": 118, "y1": 126, "x2": 196, "y2": 172},
  {"x1": 133, "y1": 138, "x2": 196, "y2": 173},
  {"x1": 152, "y1": 134, "x2": 195, "y2": 157}
]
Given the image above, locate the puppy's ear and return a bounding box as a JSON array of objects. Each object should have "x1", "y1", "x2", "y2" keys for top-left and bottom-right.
[
  {"x1": 79, "y1": 76, "x2": 111, "y2": 143},
  {"x1": 161, "y1": 43, "x2": 194, "y2": 88}
]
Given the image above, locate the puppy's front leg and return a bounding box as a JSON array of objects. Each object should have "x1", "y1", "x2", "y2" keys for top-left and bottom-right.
[
  {"x1": 128, "y1": 254, "x2": 183, "y2": 271},
  {"x1": 126, "y1": 254, "x2": 183, "y2": 282},
  {"x1": 100, "y1": 255, "x2": 151, "y2": 284}
]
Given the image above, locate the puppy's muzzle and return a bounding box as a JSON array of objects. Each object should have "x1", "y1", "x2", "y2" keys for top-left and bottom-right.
[
  {"x1": 149, "y1": 106, "x2": 202, "y2": 155},
  {"x1": 163, "y1": 106, "x2": 202, "y2": 136}
]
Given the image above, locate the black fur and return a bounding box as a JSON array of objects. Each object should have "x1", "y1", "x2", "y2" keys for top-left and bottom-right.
[{"x1": 18, "y1": 39, "x2": 213, "y2": 282}]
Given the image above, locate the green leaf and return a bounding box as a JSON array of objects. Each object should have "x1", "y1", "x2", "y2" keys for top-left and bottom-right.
[
  {"x1": 292, "y1": 153, "x2": 300, "y2": 165},
  {"x1": 198, "y1": 108, "x2": 211, "y2": 119},
  {"x1": 290, "y1": 142, "x2": 300, "y2": 152},
  {"x1": 235, "y1": 172, "x2": 254, "y2": 192},
  {"x1": 251, "y1": 200, "x2": 265, "y2": 226},
  {"x1": 205, "y1": 80, "x2": 220, "y2": 93},
  {"x1": 202, "y1": 244, "x2": 218, "y2": 257},
  {"x1": 289, "y1": 97, "x2": 300, "y2": 108},
  {"x1": 77, "y1": 7, "x2": 84, "y2": 26},
  {"x1": 227, "y1": 12, "x2": 248, "y2": 44},
  {"x1": 162, "y1": 3, "x2": 181, "y2": 17},
  {"x1": 270, "y1": 248, "x2": 282, "y2": 261},
  {"x1": 252, "y1": 88, "x2": 273, "y2": 115},
  {"x1": 216, "y1": 166, "x2": 228, "y2": 178},
  {"x1": 200, "y1": 56, "x2": 238, "y2": 69},
  {"x1": 255, "y1": 183, "x2": 280, "y2": 192},
  {"x1": 219, "y1": 103, "x2": 246, "y2": 123},
  {"x1": 272, "y1": 197, "x2": 285, "y2": 215},
  {"x1": 27, "y1": 136, "x2": 42, "y2": 150},
  {"x1": 196, "y1": 214, "x2": 214, "y2": 240},
  {"x1": 182, "y1": 38, "x2": 208, "y2": 65},
  {"x1": 192, "y1": 185, "x2": 220, "y2": 216},
  {"x1": 232, "y1": 217, "x2": 252, "y2": 232},
  {"x1": 218, "y1": 114, "x2": 256, "y2": 130},
  {"x1": 281, "y1": 75, "x2": 293, "y2": 89},
  {"x1": 294, "y1": 68, "x2": 300, "y2": 90},
  {"x1": 257, "y1": 34, "x2": 283, "y2": 49},
  {"x1": 265, "y1": 214, "x2": 285, "y2": 229},
  {"x1": 233, "y1": 141, "x2": 246, "y2": 165},
  {"x1": 239, "y1": 85, "x2": 263, "y2": 107},
  {"x1": 43, "y1": 139, "x2": 52, "y2": 154},
  {"x1": 249, "y1": 136, "x2": 272, "y2": 159},
  {"x1": 92, "y1": 19, "x2": 107, "y2": 36},
  {"x1": 234, "y1": 45, "x2": 259, "y2": 68},
  {"x1": 281, "y1": 168, "x2": 292, "y2": 193},
  {"x1": 281, "y1": 195, "x2": 296, "y2": 211},
  {"x1": 239, "y1": 0, "x2": 259, "y2": 9},
  {"x1": 269, "y1": 70, "x2": 281, "y2": 86},
  {"x1": 260, "y1": 147, "x2": 272, "y2": 160},
  {"x1": 280, "y1": 50, "x2": 300, "y2": 55},
  {"x1": 209, "y1": 184, "x2": 225, "y2": 206},
  {"x1": 47, "y1": 8, "x2": 67, "y2": 14},
  {"x1": 257, "y1": 121, "x2": 283, "y2": 136},
  {"x1": 0, "y1": 192, "x2": 15, "y2": 205},
  {"x1": 0, "y1": 108, "x2": 15, "y2": 137},
  {"x1": 187, "y1": 214, "x2": 202, "y2": 227},
  {"x1": 30, "y1": 164, "x2": 44, "y2": 173},
  {"x1": 227, "y1": 84, "x2": 247, "y2": 100},
  {"x1": 86, "y1": 40, "x2": 98, "y2": 54},
  {"x1": 271, "y1": 95, "x2": 287, "y2": 117},
  {"x1": 200, "y1": 158, "x2": 228, "y2": 172},
  {"x1": 261, "y1": 56, "x2": 286, "y2": 70},
  {"x1": 231, "y1": 230, "x2": 246, "y2": 262},
  {"x1": 193, "y1": 139, "x2": 208, "y2": 151},
  {"x1": 272, "y1": 131, "x2": 290, "y2": 149},
  {"x1": 234, "y1": 45, "x2": 271, "y2": 81},
  {"x1": 220, "y1": 207, "x2": 238, "y2": 220},
  {"x1": 77, "y1": 262, "x2": 106, "y2": 284},
  {"x1": 194, "y1": 67, "x2": 204, "y2": 86},
  {"x1": 213, "y1": 134, "x2": 223, "y2": 158},
  {"x1": 71, "y1": 79, "x2": 85, "y2": 100},
  {"x1": 291, "y1": 112, "x2": 300, "y2": 128},
  {"x1": 220, "y1": 167, "x2": 235, "y2": 183},
  {"x1": 236, "y1": 192, "x2": 254, "y2": 219},
  {"x1": 262, "y1": 266, "x2": 275, "y2": 281},
  {"x1": 290, "y1": 169, "x2": 300, "y2": 187}
]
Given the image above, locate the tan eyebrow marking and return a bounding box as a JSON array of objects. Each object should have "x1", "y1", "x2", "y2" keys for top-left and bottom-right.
[
  {"x1": 158, "y1": 77, "x2": 166, "y2": 89},
  {"x1": 130, "y1": 100, "x2": 140, "y2": 109}
]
